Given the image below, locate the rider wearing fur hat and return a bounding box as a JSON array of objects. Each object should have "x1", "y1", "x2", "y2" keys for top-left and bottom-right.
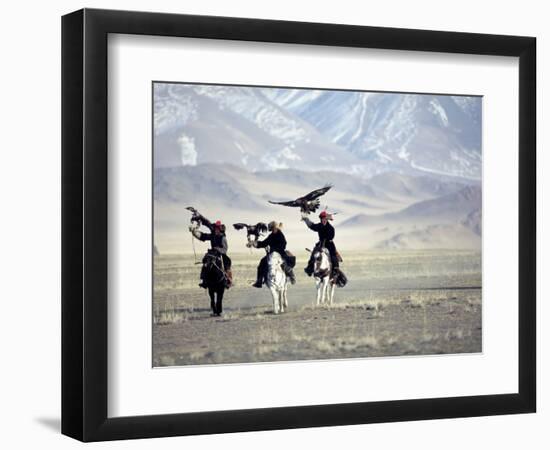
[
  {"x1": 251, "y1": 221, "x2": 296, "y2": 288},
  {"x1": 303, "y1": 210, "x2": 339, "y2": 276},
  {"x1": 190, "y1": 220, "x2": 233, "y2": 288}
]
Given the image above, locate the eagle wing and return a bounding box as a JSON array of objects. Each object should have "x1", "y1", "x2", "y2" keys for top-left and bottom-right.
[
  {"x1": 302, "y1": 185, "x2": 332, "y2": 202},
  {"x1": 255, "y1": 222, "x2": 268, "y2": 234},
  {"x1": 268, "y1": 199, "x2": 301, "y2": 207},
  {"x1": 268, "y1": 186, "x2": 332, "y2": 211}
]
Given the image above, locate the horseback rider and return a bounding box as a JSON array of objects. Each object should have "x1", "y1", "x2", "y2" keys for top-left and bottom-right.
[
  {"x1": 303, "y1": 210, "x2": 340, "y2": 276},
  {"x1": 189, "y1": 220, "x2": 233, "y2": 289},
  {"x1": 251, "y1": 221, "x2": 296, "y2": 288}
]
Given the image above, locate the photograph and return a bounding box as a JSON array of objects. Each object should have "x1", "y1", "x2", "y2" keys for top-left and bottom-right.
[{"x1": 152, "y1": 82, "x2": 483, "y2": 367}]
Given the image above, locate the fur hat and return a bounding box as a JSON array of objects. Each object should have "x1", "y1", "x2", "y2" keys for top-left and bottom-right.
[
  {"x1": 213, "y1": 220, "x2": 226, "y2": 233},
  {"x1": 268, "y1": 221, "x2": 282, "y2": 231}
]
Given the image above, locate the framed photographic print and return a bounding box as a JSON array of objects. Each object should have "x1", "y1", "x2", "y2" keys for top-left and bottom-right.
[{"x1": 62, "y1": 8, "x2": 536, "y2": 442}]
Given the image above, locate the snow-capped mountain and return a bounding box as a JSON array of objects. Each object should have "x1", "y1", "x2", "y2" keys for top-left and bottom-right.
[
  {"x1": 154, "y1": 83, "x2": 481, "y2": 180},
  {"x1": 153, "y1": 83, "x2": 365, "y2": 173},
  {"x1": 264, "y1": 89, "x2": 482, "y2": 180}
]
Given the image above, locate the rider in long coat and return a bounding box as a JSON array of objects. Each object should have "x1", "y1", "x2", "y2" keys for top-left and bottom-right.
[
  {"x1": 303, "y1": 210, "x2": 339, "y2": 276},
  {"x1": 190, "y1": 220, "x2": 232, "y2": 288},
  {"x1": 251, "y1": 221, "x2": 296, "y2": 287}
]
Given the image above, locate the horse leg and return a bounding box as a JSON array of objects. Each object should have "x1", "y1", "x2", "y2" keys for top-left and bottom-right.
[
  {"x1": 329, "y1": 282, "x2": 335, "y2": 306},
  {"x1": 270, "y1": 285, "x2": 279, "y2": 314},
  {"x1": 279, "y1": 276, "x2": 286, "y2": 313},
  {"x1": 208, "y1": 288, "x2": 216, "y2": 315},
  {"x1": 216, "y1": 288, "x2": 224, "y2": 315},
  {"x1": 322, "y1": 277, "x2": 329, "y2": 305},
  {"x1": 283, "y1": 284, "x2": 288, "y2": 310},
  {"x1": 315, "y1": 279, "x2": 322, "y2": 306}
]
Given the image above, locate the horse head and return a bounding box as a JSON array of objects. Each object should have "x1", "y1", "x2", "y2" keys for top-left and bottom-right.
[
  {"x1": 267, "y1": 250, "x2": 283, "y2": 269},
  {"x1": 202, "y1": 251, "x2": 225, "y2": 284},
  {"x1": 313, "y1": 247, "x2": 331, "y2": 278}
]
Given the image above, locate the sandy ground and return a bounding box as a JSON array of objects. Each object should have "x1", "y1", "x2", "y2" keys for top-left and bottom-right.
[{"x1": 153, "y1": 250, "x2": 481, "y2": 366}]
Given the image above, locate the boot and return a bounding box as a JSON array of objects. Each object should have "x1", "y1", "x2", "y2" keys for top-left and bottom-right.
[
  {"x1": 304, "y1": 253, "x2": 315, "y2": 276},
  {"x1": 225, "y1": 269, "x2": 233, "y2": 288},
  {"x1": 198, "y1": 265, "x2": 207, "y2": 289},
  {"x1": 283, "y1": 264, "x2": 296, "y2": 284},
  {"x1": 288, "y1": 269, "x2": 296, "y2": 285},
  {"x1": 252, "y1": 266, "x2": 263, "y2": 288},
  {"x1": 331, "y1": 256, "x2": 340, "y2": 277}
]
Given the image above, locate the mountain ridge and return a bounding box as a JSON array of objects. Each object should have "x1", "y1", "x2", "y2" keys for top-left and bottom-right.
[{"x1": 154, "y1": 83, "x2": 482, "y2": 181}]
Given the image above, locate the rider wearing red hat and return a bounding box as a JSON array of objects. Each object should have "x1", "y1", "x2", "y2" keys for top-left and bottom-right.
[
  {"x1": 302, "y1": 210, "x2": 339, "y2": 276},
  {"x1": 190, "y1": 219, "x2": 232, "y2": 288}
]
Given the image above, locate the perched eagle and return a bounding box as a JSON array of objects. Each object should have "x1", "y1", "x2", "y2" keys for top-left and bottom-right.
[
  {"x1": 268, "y1": 185, "x2": 332, "y2": 214},
  {"x1": 186, "y1": 206, "x2": 214, "y2": 230},
  {"x1": 233, "y1": 222, "x2": 268, "y2": 238}
]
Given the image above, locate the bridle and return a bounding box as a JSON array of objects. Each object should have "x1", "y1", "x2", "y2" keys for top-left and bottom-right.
[{"x1": 203, "y1": 253, "x2": 225, "y2": 283}]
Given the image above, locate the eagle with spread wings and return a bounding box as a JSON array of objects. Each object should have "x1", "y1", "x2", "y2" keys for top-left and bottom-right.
[{"x1": 267, "y1": 185, "x2": 332, "y2": 214}]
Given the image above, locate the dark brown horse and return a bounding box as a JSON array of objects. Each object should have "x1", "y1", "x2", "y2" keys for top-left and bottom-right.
[{"x1": 202, "y1": 251, "x2": 228, "y2": 316}]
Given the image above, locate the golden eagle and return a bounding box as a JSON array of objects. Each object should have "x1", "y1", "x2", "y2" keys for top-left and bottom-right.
[
  {"x1": 186, "y1": 206, "x2": 226, "y2": 232},
  {"x1": 268, "y1": 185, "x2": 332, "y2": 214},
  {"x1": 233, "y1": 222, "x2": 268, "y2": 238}
]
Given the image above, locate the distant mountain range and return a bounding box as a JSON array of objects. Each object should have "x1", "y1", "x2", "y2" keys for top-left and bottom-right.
[
  {"x1": 341, "y1": 185, "x2": 482, "y2": 227},
  {"x1": 339, "y1": 184, "x2": 482, "y2": 250},
  {"x1": 154, "y1": 163, "x2": 481, "y2": 252},
  {"x1": 154, "y1": 83, "x2": 482, "y2": 181},
  {"x1": 154, "y1": 164, "x2": 474, "y2": 211}
]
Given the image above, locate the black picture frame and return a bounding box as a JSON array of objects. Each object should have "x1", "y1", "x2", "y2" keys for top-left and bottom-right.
[{"x1": 61, "y1": 8, "x2": 536, "y2": 442}]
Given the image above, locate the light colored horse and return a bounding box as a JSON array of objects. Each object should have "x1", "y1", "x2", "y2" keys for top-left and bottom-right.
[
  {"x1": 266, "y1": 252, "x2": 289, "y2": 314},
  {"x1": 312, "y1": 247, "x2": 335, "y2": 306}
]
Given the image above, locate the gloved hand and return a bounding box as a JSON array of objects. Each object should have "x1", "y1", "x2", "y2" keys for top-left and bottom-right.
[
  {"x1": 189, "y1": 224, "x2": 197, "y2": 232},
  {"x1": 300, "y1": 211, "x2": 308, "y2": 221}
]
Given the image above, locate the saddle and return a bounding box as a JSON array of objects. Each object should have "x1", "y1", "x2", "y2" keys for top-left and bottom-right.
[{"x1": 203, "y1": 250, "x2": 220, "y2": 263}]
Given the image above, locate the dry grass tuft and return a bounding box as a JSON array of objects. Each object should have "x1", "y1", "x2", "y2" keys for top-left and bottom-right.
[{"x1": 444, "y1": 329, "x2": 465, "y2": 341}]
